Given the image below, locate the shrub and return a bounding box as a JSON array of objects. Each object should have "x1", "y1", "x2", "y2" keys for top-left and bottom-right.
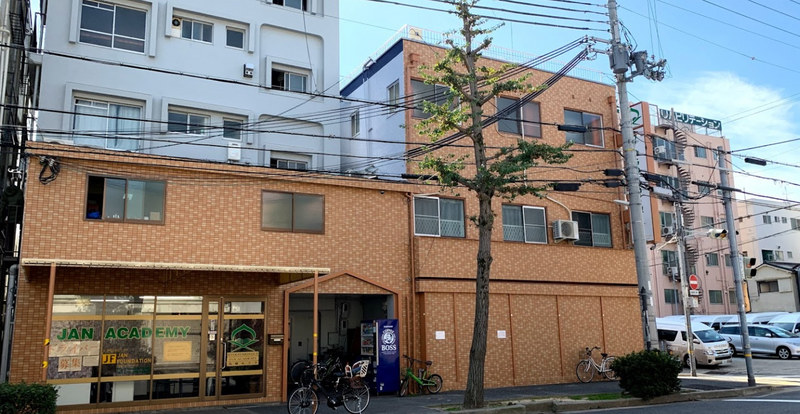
[
  {"x1": 0, "y1": 382, "x2": 58, "y2": 414},
  {"x1": 610, "y1": 350, "x2": 681, "y2": 400}
]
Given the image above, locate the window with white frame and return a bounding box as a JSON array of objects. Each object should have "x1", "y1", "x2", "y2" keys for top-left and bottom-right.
[
  {"x1": 226, "y1": 27, "x2": 244, "y2": 49},
  {"x1": 273, "y1": 0, "x2": 308, "y2": 11},
  {"x1": 764, "y1": 215, "x2": 772, "y2": 224},
  {"x1": 414, "y1": 196, "x2": 465, "y2": 238},
  {"x1": 572, "y1": 211, "x2": 611, "y2": 247},
  {"x1": 167, "y1": 110, "x2": 209, "y2": 135},
  {"x1": 788, "y1": 251, "x2": 794, "y2": 259},
  {"x1": 387, "y1": 81, "x2": 400, "y2": 114},
  {"x1": 410, "y1": 79, "x2": 457, "y2": 119},
  {"x1": 497, "y1": 98, "x2": 541, "y2": 138},
  {"x1": 792, "y1": 218, "x2": 800, "y2": 230},
  {"x1": 762, "y1": 249, "x2": 775, "y2": 261},
  {"x1": 80, "y1": 0, "x2": 146, "y2": 53},
  {"x1": 223, "y1": 119, "x2": 242, "y2": 140},
  {"x1": 782, "y1": 216, "x2": 788, "y2": 224},
  {"x1": 86, "y1": 176, "x2": 165, "y2": 223},
  {"x1": 73, "y1": 98, "x2": 142, "y2": 151},
  {"x1": 775, "y1": 215, "x2": 780, "y2": 223},
  {"x1": 180, "y1": 19, "x2": 212, "y2": 43},
  {"x1": 706, "y1": 253, "x2": 719, "y2": 266},
  {"x1": 272, "y1": 68, "x2": 308, "y2": 93},
  {"x1": 563, "y1": 110, "x2": 604, "y2": 147},
  {"x1": 776, "y1": 250, "x2": 785, "y2": 260},
  {"x1": 350, "y1": 111, "x2": 360, "y2": 137},
  {"x1": 502, "y1": 205, "x2": 547, "y2": 243}
]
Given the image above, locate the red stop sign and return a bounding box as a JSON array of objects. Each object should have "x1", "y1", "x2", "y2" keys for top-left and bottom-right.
[{"x1": 689, "y1": 274, "x2": 699, "y2": 290}]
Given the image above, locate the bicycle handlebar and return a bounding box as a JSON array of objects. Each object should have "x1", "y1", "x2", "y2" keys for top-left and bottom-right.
[{"x1": 402, "y1": 355, "x2": 430, "y2": 365}]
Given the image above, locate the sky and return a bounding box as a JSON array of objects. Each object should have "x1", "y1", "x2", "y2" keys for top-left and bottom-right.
[{"x1": 339, "y1": 0, "x2": 800, "y2": 203}]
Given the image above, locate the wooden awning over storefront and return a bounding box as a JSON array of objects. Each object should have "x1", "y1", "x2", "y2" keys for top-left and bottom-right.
[{"x1": 20, "y1": 258, "x2": 330, "y2": 275}]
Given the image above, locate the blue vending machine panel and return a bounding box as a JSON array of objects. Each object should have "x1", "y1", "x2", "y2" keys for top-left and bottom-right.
[{"x1": 364, "y1": 319, "x2": 400, "y2": 393}]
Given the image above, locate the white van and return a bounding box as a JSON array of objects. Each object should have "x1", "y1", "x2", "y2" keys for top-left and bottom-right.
[
  {"x1": 724, "y1": 312, "x2": 789, "y2": 326},
  {"x1": 692, "y1": 315, "x2": 735, "y2": 331},
  {"x1": 768, "y1": 313, "x2": 800, "y2": 334},
  {"x1": 656, "y1": 318, "x2": 733, "y2": 367}
]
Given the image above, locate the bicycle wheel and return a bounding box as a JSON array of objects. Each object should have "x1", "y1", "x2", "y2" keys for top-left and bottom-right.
[
  {"x1": 287, "y1": 386, "x2": 318, "y2": 414},
  {"x1": 602, "y1": 357, "x2": 617, "y2": 381},
  {"x1": 425, "y1": 374, "x2": 443, "y2": 394},
  {"x1": 576, "y1": 360, "x2": 594, "y2": 383},
  {"x1": 398, "y1": 378, "x2": 409, "y2": 397},
  {"x1": 290, "y1": 360, "x2": 310, "y2": 384},
  {"x1": 343, "y1": 382, "x2": 371, "y2": 414}
]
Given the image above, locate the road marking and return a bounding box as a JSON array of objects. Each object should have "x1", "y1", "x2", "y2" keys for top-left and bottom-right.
[{"x1": 726, "y1": 399, "x2": 800, "y2": 403}]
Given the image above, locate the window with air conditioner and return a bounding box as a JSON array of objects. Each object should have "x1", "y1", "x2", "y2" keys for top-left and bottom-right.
[
  {"x1": 502, "y1": 205, "x2": 547, "y2": 244},
  {"x1": 414, "y1": 196, "x2": 465, "y2": 238},
  {"x1": 661, "y1": 250, "x2": 678, "y2": 275},
  {"x1": 180, "y1": 18, "x2": 213, "y2": 43},
  {"x1": 659, "y1": 211, "x2": 675, "y2": 231},
  {"x1": 79, "y1": 0, "x2": 146, "y2": 53},
  {"x1": 571, "y1": 212, "x2": 611, "y2": 247},
  {"x1": 86, "y1": 175, "x2": 165, "y2": 224},
  {"x1": 563, "y1": 110, "x2": 603, "y2": 147},
  {"x1": 497, "y1": 97, "x2": 541, "y2": 138},
  {"x1": 73, "y1": 97, "x2": 142, "y2": 151}
]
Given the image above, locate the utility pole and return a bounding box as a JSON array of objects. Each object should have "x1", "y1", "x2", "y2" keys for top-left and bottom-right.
[
  {"x1": 673, "y1": 203, "x2": 696, "y2": 376},
  {"x1": 717, "y1": 146, "x2": 756, "y2": 386},
  {"x1": 607, "y1": 0, "x2": 665, "y2": 350}
]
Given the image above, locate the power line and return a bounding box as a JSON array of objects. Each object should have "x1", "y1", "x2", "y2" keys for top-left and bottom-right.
[
  {"x1": 732, "y1": 137, "x2": 800, "y2": 153},
  {"x1": 746, "y1": 0, "x2": 800, "y2": 23},
  {"x1": 427, "y1": 0, "x2": 609, "y2": 23},
  {"x1": 496, "y1": 0, "x2": 608, "y2": 16},
  {"x1": 699, "y1": 0, "x2": 800, "y2": 39}
]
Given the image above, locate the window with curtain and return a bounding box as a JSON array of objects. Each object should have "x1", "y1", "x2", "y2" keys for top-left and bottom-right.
[
  {"x1": 74, "y1": 99, "x2": 142, "y2": 151},
  {"x1": 80, "y1": 0, "x2": 147, "y2": 53},
  {"x1": 502, "y1": 205, "x2": 546, "y2": 243},
  {"x1": 410, "y1": 80, "x2": 457, "y2": 119},
  {"x1": 261, "y1": 191, "x2": 324, "y2": 233},
  {"x1": 413, "y1": 196, "x2": 465, "y2": 238},
  {"x1": 85, "y1": 176, "x2": 165, "y2": 223},
  {"x1": 571, "y1": 212, "x2": 611, "y2": 247},
  {"x1": 563, "y1": 110, "x2": 604, "y2": 146},
  {"x1": 496, "y1": 98, "x2": 541, "y2": 138}
]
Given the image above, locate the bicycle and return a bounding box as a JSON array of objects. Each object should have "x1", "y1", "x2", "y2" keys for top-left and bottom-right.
[
  {"x1": 398, "y1": 355, "x2": 443, "y2": 397},
  {"x1": 287, "y1": 359, "x2": 371, "y2": 414},
  {"x1": 576, "y1": 346, "x2": 617, "y2": 383},
  {"x1": 290, "y1": 347, "x2": 346, "y2": 388}
]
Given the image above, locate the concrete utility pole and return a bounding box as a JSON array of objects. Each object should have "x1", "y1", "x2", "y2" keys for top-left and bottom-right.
[
  {"x1": 673, "y1": 204, "x2": 696, "y2": 376},
  {"x1": 608, "y1": 0, "x2": 662, "y2": 350},
  {"x1": 717, "y1": 146, "x2": 756, "y2": 386}
]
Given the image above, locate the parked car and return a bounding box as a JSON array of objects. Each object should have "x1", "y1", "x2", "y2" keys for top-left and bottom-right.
[
  {"x1": 692, "y1": 315, "x2": 735, "y2": 331},
  {"x1": 656, "y1": 318, "x2": 732, "y2": 367},
  {"x1": 719, "y1": 324, "x2": 800, "y2": 360},
  {"x1": 723, "y1": 312, "x2": 789, "y2": 326},
  {"x1": 768, "y1": 313, "x2": 800, "y2": 334}
]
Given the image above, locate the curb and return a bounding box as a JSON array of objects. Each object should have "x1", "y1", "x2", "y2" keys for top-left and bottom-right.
[{"x1": 441, "y1": 385, "x2": 780, "y2": 413}]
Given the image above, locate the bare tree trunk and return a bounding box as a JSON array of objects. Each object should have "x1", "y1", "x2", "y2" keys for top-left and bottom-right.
[{"x1": 463, "y1": 193, "x2": 493, "y2": 408}]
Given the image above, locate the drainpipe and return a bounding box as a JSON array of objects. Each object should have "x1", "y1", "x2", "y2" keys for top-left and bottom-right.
[
  {"x1": 0, "y1": 264, "x2": 18, "y2": 383},
  {"x1": 405, "y1": 192, "x2": 416, "y2": 359}
]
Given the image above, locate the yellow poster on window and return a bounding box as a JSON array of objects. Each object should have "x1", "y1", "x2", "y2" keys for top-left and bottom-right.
[{"x1": 163, "y1": 341, "x2": 192, "y2": 362}]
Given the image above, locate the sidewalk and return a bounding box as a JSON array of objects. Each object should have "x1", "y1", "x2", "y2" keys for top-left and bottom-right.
[{"x1": 132, "y1": 374, "x2": 787, "y2": 414}]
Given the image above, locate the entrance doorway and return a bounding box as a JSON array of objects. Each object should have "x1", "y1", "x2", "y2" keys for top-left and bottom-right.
[{"x1": 203, "y1": 297, "x2": 266, "y2": 400}]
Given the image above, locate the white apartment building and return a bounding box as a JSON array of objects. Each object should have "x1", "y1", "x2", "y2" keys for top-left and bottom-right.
[
  {"x1": 32, "y1": 0, "x2": 340, "y2": 169},
  {"x1": 633, "y1": 102, "x2": 741, "y2": 317},
  {"x1": 739, "y1": 198, "x2": 800, "y2": 312}
]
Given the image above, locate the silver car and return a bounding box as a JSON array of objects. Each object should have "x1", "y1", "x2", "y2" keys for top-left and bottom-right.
[{"x1": 719, "y1": 324, "x2": 800, "y2": 360}]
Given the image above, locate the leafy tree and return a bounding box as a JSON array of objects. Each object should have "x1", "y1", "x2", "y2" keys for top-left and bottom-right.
[{"x1": 415, "y1": 1, "x2": 573, "y2": 408}]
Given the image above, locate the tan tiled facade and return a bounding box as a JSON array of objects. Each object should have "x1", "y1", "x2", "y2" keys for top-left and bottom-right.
[{"x1": 11, "y1": 42, "x2": 642, "y2": 411}]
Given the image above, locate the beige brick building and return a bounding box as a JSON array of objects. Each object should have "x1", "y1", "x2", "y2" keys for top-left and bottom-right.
[{"x1": 9, "y1": 32, "x2": 642, "y2": 413}]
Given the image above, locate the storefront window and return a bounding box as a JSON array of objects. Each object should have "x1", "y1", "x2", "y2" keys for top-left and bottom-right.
[
  {"x1": 156, "y1": 296, "x2": 203, "y2": 315},
  {"x1": 153, "y1": 319, "x2": 201, "y2": 374},
  {"x1": 104, "y1": 295, "x2": 155, "y2": 315},
  {"x1": 100, "y1": 319, "x2": 153, "y2": 377},
  {"x1": 48, "y1": 319, "x2": 102, "y2": 380},
  {"x1": 53, "y1": 295, "x2": 104, "y2": 315}
]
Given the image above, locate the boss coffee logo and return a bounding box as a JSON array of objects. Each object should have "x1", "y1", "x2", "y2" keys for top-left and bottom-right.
[{"x1": 381, "y1": 327, "x2": 397, "y2": 353}]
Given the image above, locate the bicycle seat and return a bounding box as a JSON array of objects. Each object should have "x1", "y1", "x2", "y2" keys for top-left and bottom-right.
[
  {"x1": 425, "y1": 360, "x2": 433, "y2": 366},
  {"x1": 601, "y1": 353, "x2": 608, "y2": 358}
]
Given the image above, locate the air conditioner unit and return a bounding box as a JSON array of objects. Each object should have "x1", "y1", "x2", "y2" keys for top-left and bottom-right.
[
  {"x1": 228, "y1": 142, "x2": 241, "y2": 161},
  {"x1": 654, "y1": 145, "x2": 667, "y2": 155},
  {"x1": 171, "y1": 17, "x2": 182, "y2": 37},
  {"x1": 553, "y1": 220, "x2": 580, "y2": 241},
  {"x1": 668, "y1": 267, "x2": 679, "y2": 278},
  {"x1": 661, "y1": 227, "x2": 675, "y2": 237}
]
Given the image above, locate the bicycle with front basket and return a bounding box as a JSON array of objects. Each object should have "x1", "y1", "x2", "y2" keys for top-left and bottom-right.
[
  {"x1": 576, "y1": 346, "x2": 617, "y2": 383},
  {"x1": 398, "y1": 355, "x2": 443, "y2": 396},
  {"x1": 287, "y1": 359, "x2": 370, "y2": 414}
]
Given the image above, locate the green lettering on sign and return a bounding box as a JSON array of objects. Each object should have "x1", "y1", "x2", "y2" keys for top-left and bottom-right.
[
  {"x1": 155, "y1": 327, "x2": 165, "y2": 338},
  {"x1": 81, "y1": 328, "x2": 94, "y2": 340},
  {"x1": 165, "y1": 327, "x2": 178, "y2": 338},
  {"x1": 105, "y1": 328, "x2": 116, "y2": 339},
  {"x1": 141, "y1": 327, "x2": 153, "y2": 338}
]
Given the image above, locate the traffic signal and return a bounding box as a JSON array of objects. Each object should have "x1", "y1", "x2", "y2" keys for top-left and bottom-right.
[
  {"x1": 745, "y1": 257, "x2": 757, "y2": 277},
  {"x1": 706, "y1": 228, "x2": 728, "y2": 239}
]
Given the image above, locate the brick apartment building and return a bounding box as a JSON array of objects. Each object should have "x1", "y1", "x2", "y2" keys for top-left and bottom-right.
[{"x1": 7, "y1": 24, "x2": 642, "y2": 414}]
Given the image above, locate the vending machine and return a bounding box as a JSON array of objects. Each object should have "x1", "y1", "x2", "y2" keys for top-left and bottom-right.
[{"x1": 360, "y1": 319, "x2": 399, "y2": 394}]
